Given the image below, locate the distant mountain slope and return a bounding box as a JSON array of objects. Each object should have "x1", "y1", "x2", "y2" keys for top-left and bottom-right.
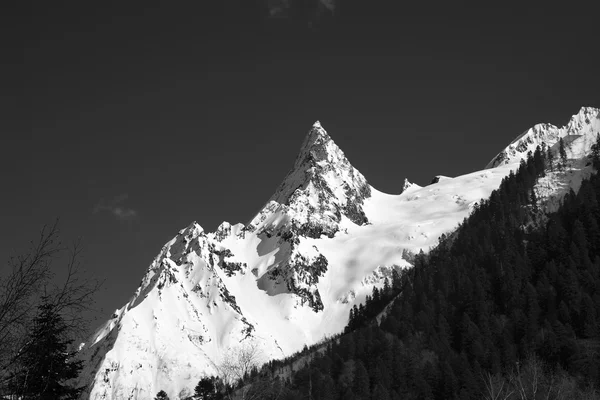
[
  {"x1": 488, "y1": 107, "x2": 600, "y2": 212},
  {"x1": 487, "y1": 107, "x2": 599, "y2": 169},
  {"x1": 78, "y1": 108, "x2": 599, "y2": 399}
]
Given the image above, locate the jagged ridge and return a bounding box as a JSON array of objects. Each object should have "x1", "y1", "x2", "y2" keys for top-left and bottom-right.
[{"x1": 486, "y1": 107, "x2": 600, "y2": 169}]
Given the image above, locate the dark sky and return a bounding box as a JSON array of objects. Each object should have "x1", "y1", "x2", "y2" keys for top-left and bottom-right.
[{"x1": 2, "y1": 2, "x2": 599, "y2": 327}]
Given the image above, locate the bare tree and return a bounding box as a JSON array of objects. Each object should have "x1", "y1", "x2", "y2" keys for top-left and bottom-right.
[
  {"x1": 481, "y1": 371, "x2": 514, "y2": 400},
  {"x1": 479, "y1": 355, "x2": 600, "y2": 400},
  {"x1": 510, "y1": 355, "x2": 582, "y2": 400},
  {"x1": 512, "y1": 356, "x2": 544, "y2": 400},
  {"x1": 219, "y1": 341, "x2": 263, "y2": 386},
  {"x1": 46, "y1": 236, "x2": 103, "y2": 336},
  {"x1": 0, "y1": 221, "x2": 102, "y2": 391},
  {"x1": 0, "y1": 223, "x2": 58, "y2": 363},
  {"x1": 217, "y1": 340, "x2": 287, "y2": 400}
]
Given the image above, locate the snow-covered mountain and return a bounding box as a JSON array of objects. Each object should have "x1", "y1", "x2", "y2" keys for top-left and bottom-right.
[{"x1": 78, "y1": 107, "x2": 600, "y2": 400}]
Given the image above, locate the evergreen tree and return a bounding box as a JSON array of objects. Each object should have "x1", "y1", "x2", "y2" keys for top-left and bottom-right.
[
  {"x1": 371, "y1": 383, "x2": 391, "y2": 400},
  {"x1": 592, "y1": 133, "x2": 600, "y2": 169},
  {"x1": 559, "y1": 137, "x2": 567, "y2": 169},
  {"x1": 353, "y1": 360, "x2": 370, "y2": 398},
  {"x1": 194, "y1": 376, "x2": 222, "y2": 399},
  {"x1": 8, "y1": 298, "x2": 83, "y2": 399},
  {"x1": 547, "y1": 147, "x2": 554, "y2": 171},
  {"x1": 155, "y1": 390, "x2": 170, "y2": 400},
  {"x1": 383, "y1": 277, "x2": 391, "y2": 298}
]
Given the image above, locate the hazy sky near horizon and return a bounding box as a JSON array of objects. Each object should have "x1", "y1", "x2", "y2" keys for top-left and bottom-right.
[{"x1": 2, "y1": 2, "x2": 599, "y2": 329}]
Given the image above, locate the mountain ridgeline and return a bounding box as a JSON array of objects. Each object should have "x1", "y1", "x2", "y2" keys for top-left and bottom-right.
[
  {"x1": 78, "y1": 107, "x2": 600, "y2": 399},
  {"x1": 254, "y1": 134, "x2": 600, "y2": 399}
]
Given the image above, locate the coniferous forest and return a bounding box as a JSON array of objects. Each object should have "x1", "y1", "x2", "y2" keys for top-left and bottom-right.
[{"x1": 233, "y1": 142, "x2": 600, "y2": 400}]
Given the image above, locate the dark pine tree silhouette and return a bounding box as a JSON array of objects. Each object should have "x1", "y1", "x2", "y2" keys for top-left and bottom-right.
[
  {"x1": 8, "y1": 297, "x2": 83, "y2": 399},
  {"x1": 559, "y1": 137, "x2": 567, "y2": 169},
  {"x1": 194, "y1": 376, "x2": 222, "y2": 399},
  {"x1": 591, "y1": 133, "x2": 600, "y2": 169}
]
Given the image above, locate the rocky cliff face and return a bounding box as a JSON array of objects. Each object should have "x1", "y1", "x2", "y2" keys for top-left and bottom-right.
[{"x1": 247, "y1": 121, "x2": 372, "y2": 311}]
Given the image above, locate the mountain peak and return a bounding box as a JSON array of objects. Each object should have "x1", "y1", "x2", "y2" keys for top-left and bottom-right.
[
  {"x1": 399, "y1": 178, "x2": 420, "y2": 194},
  {"x1": 566, "y1": 106, "x2": 600, "y2": 133},
  {"x1": 294, "y1": 121, "x2": 332, "y2": 165},
  {"x1": 573, "y1": 106, "x2": 599, "y2": 119},
  {"x1": 269, "y1": 122, "x2": 371, "y2": 227}
]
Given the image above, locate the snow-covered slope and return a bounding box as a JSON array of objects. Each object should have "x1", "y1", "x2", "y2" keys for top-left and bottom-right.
[{"x1": 78, "y1": 108, "x2": 600, "y2": 400}]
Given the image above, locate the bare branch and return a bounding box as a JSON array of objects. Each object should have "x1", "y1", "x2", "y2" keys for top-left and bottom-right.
[
  {"x1": 481, "y1": 371, "x2": 514, "y2": 400},
  {"x1": 218, "y1": 341, "x2": 263, "y2": 387},
  {"x1": 47, "y1": 239, "x2": 104, "y2": 337},
  {"x1": 0, "y1": 221, "x2": 102, "y2": 389},
  {"x1": 0, "y1": 222, "x2": 61, "y2": 370}
]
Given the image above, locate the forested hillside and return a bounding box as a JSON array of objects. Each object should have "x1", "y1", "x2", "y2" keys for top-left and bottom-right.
[{"x1": 242, "y1": 141, "x2": 600, "y2": 399}]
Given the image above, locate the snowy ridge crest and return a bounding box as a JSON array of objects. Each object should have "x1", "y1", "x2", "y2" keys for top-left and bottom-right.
[{"x1": 486, "y1": 107, "x2": 600, "y2": 168}]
